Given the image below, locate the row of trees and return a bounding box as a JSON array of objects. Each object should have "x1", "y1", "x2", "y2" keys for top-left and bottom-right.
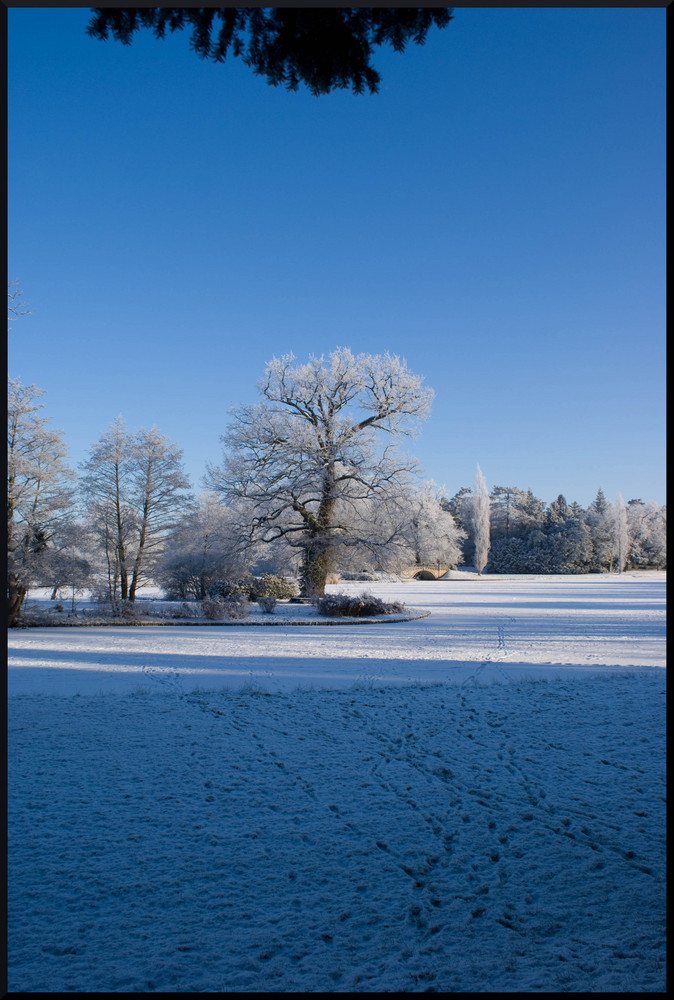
[
  {"x1": 7, "y1": 350, "x2": 464, "y2": 623},
  {"x1": 7, "y1": 349, "x2": 666, "y2": 624},
  {"x1": 447, "y1": 478, "x2": 666, "y2": 576},
  {"x1": 8, "y1": 381, "x2": 191, "y2": 623}
]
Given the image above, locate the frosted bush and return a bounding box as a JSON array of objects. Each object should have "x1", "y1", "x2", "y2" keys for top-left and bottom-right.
[
  {"x1": 200, "y1": 595, "x2": 251, "y2": 620},
  {"x1": 221, "y1": 595, "x2": 249, "y2": 619},
  {"x1": 256, "y1": 575, "x2": 298, "y2": 600},
  {"x1": 316, "y1": 591, "x2": 404, "y2": 618},
  {"x1": 201, "y1": 598, "x2": 227, "y2": 620},
  {"x1": 210, "y1": 575, "x2": 298, "y2": 601}
]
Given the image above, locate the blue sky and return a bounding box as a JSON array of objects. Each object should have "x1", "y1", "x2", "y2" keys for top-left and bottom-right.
[{"x1": 8, "y1": 7, "x2": 666, "y2": 507}]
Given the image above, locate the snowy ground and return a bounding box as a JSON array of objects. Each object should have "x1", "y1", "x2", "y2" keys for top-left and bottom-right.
[{"x1": 7, "y1": 573, "x2": 666, "y2": 992}]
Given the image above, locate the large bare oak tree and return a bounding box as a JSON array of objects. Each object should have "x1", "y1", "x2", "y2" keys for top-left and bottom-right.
[{"x1": 206, "y1": 348, "x2": 434, "y2": 597}]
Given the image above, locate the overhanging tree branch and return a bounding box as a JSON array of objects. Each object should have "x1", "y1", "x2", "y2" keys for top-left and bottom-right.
[{"x1": 86, "y1": 8, "x2": 454, "y2": 95}]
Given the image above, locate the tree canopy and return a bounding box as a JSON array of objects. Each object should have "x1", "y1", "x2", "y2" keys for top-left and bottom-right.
[
  {"x1": 86, "y1": 7, "x2": 454, "y2": 95},
  {"x1": 206, "y1": 348, "x2": 434, "y2": 596}
]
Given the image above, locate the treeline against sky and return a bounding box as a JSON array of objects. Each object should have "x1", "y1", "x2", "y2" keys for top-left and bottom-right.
[
  {"x1": 445, "y1": 485, "x2": 666, "y2": 575},
  {"x1": 8, "y1": 372, "x2": 666, "y2": 625}
]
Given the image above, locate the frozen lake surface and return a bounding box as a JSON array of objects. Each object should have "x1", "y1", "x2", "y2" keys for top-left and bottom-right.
[
  {"x1": 8, "y1": 572, "x2": 666, "y2": 696},
  {"x1": 8, "y1": 573, "x2": 666, "y2": 992}
]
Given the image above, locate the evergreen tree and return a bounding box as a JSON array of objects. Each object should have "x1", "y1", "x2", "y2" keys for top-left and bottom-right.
[
  {"x1": 585, "y1": 489, "x2": 616, "y2": 572},
  {"x1": 490, "y1": 485, "x2": 525, "y2": 540},
  {"x1": 545, "y1": 494, "x2": 569, "y2": 529},
  {"x1": 86, "y1": 8, "x2": 454, "y2": 96},
  {"x1": 443, "y1": 487, "x2": 472, "y2": 565},
  {"x1": 516, "y1": 488, "x2": 546, "y2": 535},
  {"x1": 614, "y1": 493, "x2": 629, "y2": 573},
  {"x1": 590, "y1": 487, "x2": 609, "y2": 515}
]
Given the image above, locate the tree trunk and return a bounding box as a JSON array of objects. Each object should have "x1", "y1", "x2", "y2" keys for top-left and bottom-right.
[
  {"x1": 299, "y1": 521, "x2": 336, "y2": 598},
  {"x1": 8, "y1": 576, "x2": 27, "y2": 626},
  {"x1": 298, "y1": 486, "x2": 336, "y2": 598},
  {"x1": 299, "y1": 539, "x2": 335, "y2": 598}
]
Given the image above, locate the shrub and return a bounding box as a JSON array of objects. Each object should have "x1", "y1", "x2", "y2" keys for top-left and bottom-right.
[
  {"x1": 172, "y1": 602, "x2": 197, "y2": 619},
  {"x1": 257, "y1": 595, "x2": 277, "y2": 614},
  {"x1": 91, "y1": 585, "x2": 115, "y2": 605},
  {"x1": 201, "y1": 598, "x2": 227, "y2": 620},
  {"x1": 208, "y1": 578, "x2": 252, "y2": 600},
  {"x1": 222, "y1": 595, "x2": 249, "y2": 619},
  {"x1": 202, "y1": 595, "x2": 249, "y2": 620},
  {"x1": 209, "y1": 575, "x2": 298, "y2": 601},
  {"x1": 316, "y1": 591, "x2": 404, "y2": 618},
  {"x1": 255, "y1": 574, "x2": 298, "y2": 600}
]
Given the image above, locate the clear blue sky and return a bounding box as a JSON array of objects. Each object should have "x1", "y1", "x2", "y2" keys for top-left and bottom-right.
[{"x1": 8, "y1": 7, "x2": 666, "y2": 507}]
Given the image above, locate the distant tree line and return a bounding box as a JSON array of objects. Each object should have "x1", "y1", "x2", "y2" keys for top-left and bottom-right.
[
  {"x1": 7, "y1": 348, "x2": 666, "y2": 625},
  {"x1": 445, "y1": 483, "x2": 666, "y2": 576}
]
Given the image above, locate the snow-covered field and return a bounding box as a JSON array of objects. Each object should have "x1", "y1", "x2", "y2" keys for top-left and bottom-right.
[{"x1": 8, "y1": 573, "x2": 666, "y2": 992}]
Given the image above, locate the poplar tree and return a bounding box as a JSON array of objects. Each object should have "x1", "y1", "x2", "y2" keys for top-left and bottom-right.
[
  {"x1": 614, "y1": 493, "x2": 629, "y2": 573},
  {"x1": 472, "y1": 464, "x2": 491, "y2": 575}
]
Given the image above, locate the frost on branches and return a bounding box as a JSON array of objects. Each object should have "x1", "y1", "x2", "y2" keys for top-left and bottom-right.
[
  {"x1": 7, "y1": 379, "x2": 76, "y2": 625},
  {"x1": 471, "y1": 464, "x2": 491, "y2": 575},
  {"x1": 206, "y1": 348, "x2": 434, "y2": 597}
]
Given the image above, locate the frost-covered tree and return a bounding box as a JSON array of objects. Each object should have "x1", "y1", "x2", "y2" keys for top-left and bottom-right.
[
  {"x1": 126, "y1": 426, "x2": 193, "y2": 599},
  {"x1": 81, "y1": 419, "x2": 192, "y2": 602},
  {"x1": 614, "y1": 493, "x2": 629, "y2": 573},
  {"x1": 156, "y1": 495, "x2": 253, "y2": 600},
  {"x1": 626, "y1": 500, "x2": 666, "y2": 569},
  {"x1": 80, "y1": 417, "x2": 136, "y2": 602},
  {"x1": 7, "y1": 378, "x2": 76, "y2": 624},
  {"x1": 7, "y1": 280, "x2": 32, "y2": 331},
  {"x1": 206, "y1": 348, "x2": 434, "y2": 597},
  {"x1": 332, "y1": 482, "x2": 465, "y2": 579},
  {"x1": 471, "y1": 464, "x2": 490, "y2": 574},
  {"x1": 490, "y1": 485, "x2": 526, "y2": 540},
  {"x1": 443, "y1": 486, "x2": 472, "y2": 565},
  {"x1": 35, "y1": 521, "x2": 95, "y2": 611},
  {"x1": 585, "y1": 487, "x2": 617, "y2": 572},
  {"x1": 404, "y1": 482, "x2": 465, "y2": 572},
  {"x1": 515, "y1": 488, "x2": 546, "y2": 536},
  {"x1": 545, "y1": 494, "x2": 570, "y2": 530}
]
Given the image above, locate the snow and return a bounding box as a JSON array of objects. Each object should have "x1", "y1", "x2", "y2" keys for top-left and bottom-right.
[{"x1": 7, "y1": 573, "x2": 666, "y2": 992}]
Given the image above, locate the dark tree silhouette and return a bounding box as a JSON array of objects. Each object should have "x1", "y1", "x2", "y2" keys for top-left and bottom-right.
[{"x1": 86, "y1": 7, "x2": 454, "y2": 95}]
